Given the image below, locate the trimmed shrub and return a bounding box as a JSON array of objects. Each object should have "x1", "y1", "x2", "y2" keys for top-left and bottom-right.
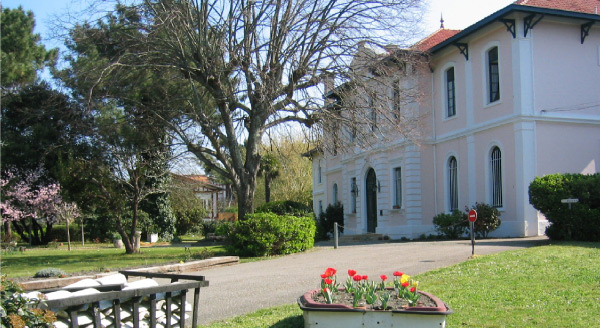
[
  {"x1": 255, "y1": 200, "x2": 312, "y2": 217},
  {"x1": 433, "y1": 210, "x2": 468, "y2": 239},
  {"x1": 529, "y1": 173, "x2": 600, "y2": 241},
  {"x1": 45, "y1": 225, "x2": 82, "y2": 243},
  {"x1": 33, "y1": 268, "x2": 66, "y2": 278},
  {"x1": 174, "y1": 208, "x2": 206, "y2": 236},
  {"x1": 317, "y1": 202, "x2": 344, "y2": 240},
  {"x1": 465, "y1": 203, "x2": 501, "y2": 238},
  {"x1": 225, "y1": 212, "x2": 316, "y2": 257}
]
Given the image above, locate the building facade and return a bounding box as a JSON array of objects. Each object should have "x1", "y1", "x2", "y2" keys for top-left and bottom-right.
[{"x1": 309, "y1": 0, "x2": 600, "y2": 238}]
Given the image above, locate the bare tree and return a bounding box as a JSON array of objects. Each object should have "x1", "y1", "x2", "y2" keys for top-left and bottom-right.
[{"x1": 64, "y1": 0, "x2": 425, "y2": 220}]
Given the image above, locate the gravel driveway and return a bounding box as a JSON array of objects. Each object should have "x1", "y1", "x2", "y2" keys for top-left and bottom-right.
[{"x1": 189, "y1": 237, "x2": 549, "y2": 325}]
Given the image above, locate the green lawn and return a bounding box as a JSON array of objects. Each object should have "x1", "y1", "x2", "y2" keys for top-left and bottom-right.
[
  {"x1": 200, "y1": 242, "x2": 600, "y2": 328},
  {"x1": 0, "y1": 244, "x2": 227, "y2": 278}
]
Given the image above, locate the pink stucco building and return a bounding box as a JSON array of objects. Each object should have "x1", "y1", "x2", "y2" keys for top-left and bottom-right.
[{"x1": 309, "y1": 0, "x2": 600, "y2": 238}]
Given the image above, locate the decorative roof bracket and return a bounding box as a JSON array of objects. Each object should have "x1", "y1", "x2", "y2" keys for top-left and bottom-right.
[
  {"x1": 454, "y1": 43, "x2": 469, "y2": 61},
  {"x1": 499, "y1": 19, "x2": 516, "y2": 38},
  {"x1": 581, "y1": 21, "x2": 595, "y2": 44},
  {"x1": 524, "y1": 14, "x2": 544, "y2": 37}
]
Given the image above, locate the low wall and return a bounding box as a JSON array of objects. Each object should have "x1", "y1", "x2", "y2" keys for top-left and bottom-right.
[{"x1": 20, "y1": 256, "x2": 238, "y2": 291}]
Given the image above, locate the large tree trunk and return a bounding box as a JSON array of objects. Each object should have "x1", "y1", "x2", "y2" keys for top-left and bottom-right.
[{"x1": 115, "y1": 217, "x2": 134, "y2": 254}]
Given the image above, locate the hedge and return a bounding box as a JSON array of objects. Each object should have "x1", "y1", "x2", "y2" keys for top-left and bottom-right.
[
  {"x1": 254, "y1": 200, "x2": 312, "y2": 217},
  {"x1": 226, "y1": 212, "x2": 316, "y2": 257},
  {"x1": 529, "y1": 173, "x2": 600, "y2": 241}
]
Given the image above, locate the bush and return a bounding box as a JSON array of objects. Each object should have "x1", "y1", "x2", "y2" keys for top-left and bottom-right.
[
  {"x1": 33, "y1": 268, "x2": 66, "y2": 278},
  {"x1": 433, "y1": 210, "x2": 468, "y2": 239},
  {"x1": 465, "y1": 203, "x2": 501, "y2": 238},
  {"x1": 45, "y1": 225, "x2": 82, "y2": 243},
  {"x1": 255, "y1": 200, "x2": 312, "y2": 217},
  {"x1": 225, "y1": 212, "x2": 316, "y2": 257},
  {"x1": 1, "y1": 231, "x2": 21, "y2": 244},
  {"x1": 529, "y1": 173, "x2": 600, "y2": 241},
  {"x1": 1, "y1": 276, "x2": 57, "y2": 327},
  {"x1": 174, "y1": 208, "x2": 206, "y2": 236},
  {"x1": 317, "y1": 202, "x2": 344, "y2": 240}
]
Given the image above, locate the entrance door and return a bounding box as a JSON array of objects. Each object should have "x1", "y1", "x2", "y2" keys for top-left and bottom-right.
[{"x1": 366, "y1": 168, "x2": 378, "y2": 233}]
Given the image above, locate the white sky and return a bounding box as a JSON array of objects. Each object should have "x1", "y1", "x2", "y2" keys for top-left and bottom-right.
[{"x1": 5, "y1": 0, "x2": 517, "y2": 49}]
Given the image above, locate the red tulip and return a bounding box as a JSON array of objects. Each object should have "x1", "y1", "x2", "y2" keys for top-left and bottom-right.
[
  {"x1": 353, "y1": 275, "x2": 362, "y2": 282},
  {"x1": 348, "y1": 269, "x2": 357, "y2": 276},
  {"x1": 323, "y1": 287, "x2": 330, "y2": 293},
  {"x1": 393, "y1": 271, "x2": 403, "y2": 277},
  {"x1": 410, "y1": 287, "x2": 416, "y2": 293},
  {"x1": 362, "y1": 275, "x2": 368, "y2": 280},
  {"x1": 325, "y1": 267, "x2": 337, "y2": 277},
  {"x1": 380, "y1": 275, "x2": 388, "y2": 281},
  {"x1": 324, "y1": 278, "x2": 333, "y2": 285},
  {"x1": 320, "y1": 273, "x2": 328, "y2": 279}
]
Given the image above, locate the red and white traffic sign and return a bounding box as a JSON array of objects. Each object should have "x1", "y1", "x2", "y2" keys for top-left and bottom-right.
[{"x1": 468, "y1": 209, "x2": 477, "y2": 223}]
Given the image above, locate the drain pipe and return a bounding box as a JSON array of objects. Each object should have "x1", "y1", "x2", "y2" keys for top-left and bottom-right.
[{"x1": 431, "y1": 69, "x2": 439, "y2": 215}]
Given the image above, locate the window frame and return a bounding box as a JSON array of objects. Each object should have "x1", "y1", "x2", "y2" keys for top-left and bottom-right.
[
  {"x1": 489, "y1": 146, "x2": 503, "y2": 208},
  {"x1": 487, "y1": 46, "x2": 500, "y2": 104},
  {"x1": 332, "y1": 183, "x2": 338, "y2": 203},
  {"x1": 447, "y1": 156, "x2": 458, "y2": 211},
  {"x1": 350, "y1": 177, "x2": 357, "y2": 213},
  {"x1": 446, "y1": 67, "x2": 456, "y2": 118},
  {"x1": 393, "y1": 167, "x2": 402, "y2": 208}
]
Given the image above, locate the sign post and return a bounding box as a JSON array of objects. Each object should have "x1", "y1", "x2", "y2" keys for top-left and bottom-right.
[
  {"x1": 468, "y1": 209, "x2": 477, "y2": 256},
  {"x1": 561, "y1": 198, "x2": 579, "y2": 209}
]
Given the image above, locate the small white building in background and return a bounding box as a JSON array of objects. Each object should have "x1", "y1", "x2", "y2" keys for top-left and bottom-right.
[
  {"x1": 308, "y1": 0, "x2": 600, "y2": 239},
  {"x1": 172, "y1": 175, "x2": 232, "y2": 219}
]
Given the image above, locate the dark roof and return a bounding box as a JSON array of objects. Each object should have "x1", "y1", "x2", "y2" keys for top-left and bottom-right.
[{"x1": 428, "y1": 0, "x2": 600, "y2": 54}]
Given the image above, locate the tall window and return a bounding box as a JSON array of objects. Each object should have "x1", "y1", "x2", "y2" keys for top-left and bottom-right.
[
  {"x1": 317, "y1": 160, "x2": 322, "y2": 184},
  {"x1": 488, "y1": 47, "x2": 500, "y2": 103},
  {"x1": 446, "y1": 67, "x2": 456, "y2": 117},
  {"x1": 332, "y1": 183, "x2": 338, "y2": 203},
  {"x1": 393, "y1": 167, "x2": 402, "y2": 208},
  {"x1": 490, "y1": 147, "x2": 503, "y2": 207},
  {"x1": 350, "y1": 177, "x2": 357, "y2": 213},
  {"x1": 448, "y1": 157, "x2": 458, "y2": 211},
  {"x1": 318, "y1": 200, "x2": 323, "y2": 217},
  {"x1": 392, "y1": 82, "x2": 400, "y2": 119},
  {"x1": 369, "y1": 95, "x2": 377, "y2": 132}
]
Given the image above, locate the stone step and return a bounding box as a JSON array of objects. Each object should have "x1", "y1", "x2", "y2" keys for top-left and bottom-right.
[{"x1": 338, "y1": 234, "x2": 385, "y2": 242}]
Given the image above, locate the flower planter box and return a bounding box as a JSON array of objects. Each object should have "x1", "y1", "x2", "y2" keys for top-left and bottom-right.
[{"x1": 298, "y1": 289, "x2": 452, "y2": 328}]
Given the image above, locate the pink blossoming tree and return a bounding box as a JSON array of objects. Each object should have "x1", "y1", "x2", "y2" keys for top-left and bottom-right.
[{"x1": 1, "y1": 169, "x2": 65, "y2": 245}]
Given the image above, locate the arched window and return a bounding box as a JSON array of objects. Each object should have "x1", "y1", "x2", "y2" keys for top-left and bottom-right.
[
  {"x1": 446, "y1": 67, "x2": 456, "y2": 117},
  {"x1": 487, "y1": 47, "x2": 500, "y2": 103},
  {"x1": 448, "y1": 156, "x2": 458, "y2": 211},
  {"x1": 332, "y1": 183, "x2": 338, "y2": 203},
  {"x1": 490, "y1": 147, "x2": 503, "y2": 207}
]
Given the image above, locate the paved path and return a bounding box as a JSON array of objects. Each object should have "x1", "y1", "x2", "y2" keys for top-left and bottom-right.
[{"x1": 189, "y1": 237, "x2": 549, "y2": 325}]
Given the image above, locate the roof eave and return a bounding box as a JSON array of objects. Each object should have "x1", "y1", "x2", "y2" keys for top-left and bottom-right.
[{"x1": 429, "y1": 4, "x2": 600, "y2": 54}]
